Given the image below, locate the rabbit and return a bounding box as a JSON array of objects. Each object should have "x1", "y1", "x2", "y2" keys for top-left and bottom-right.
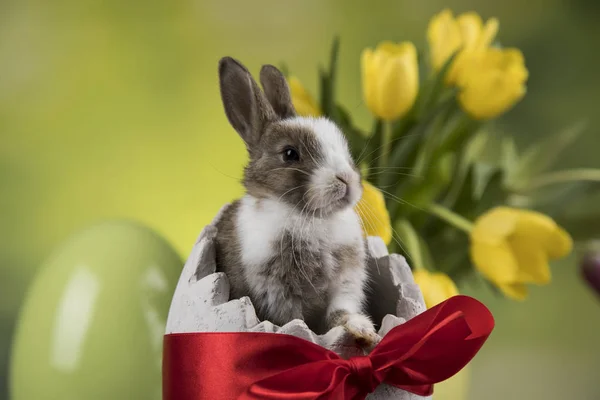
[{"x1": 213, "y1": 56, "x2": 379, "y2": 347}]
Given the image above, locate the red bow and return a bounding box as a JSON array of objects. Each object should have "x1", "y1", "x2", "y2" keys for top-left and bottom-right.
[{"x1": 163, "y1": 295, "x2": 494, "y2": 400}]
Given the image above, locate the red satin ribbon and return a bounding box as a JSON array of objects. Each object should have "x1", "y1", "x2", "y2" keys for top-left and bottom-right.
[{"x1": 163, "y1": 295, "x2": 494, "y2": 400}]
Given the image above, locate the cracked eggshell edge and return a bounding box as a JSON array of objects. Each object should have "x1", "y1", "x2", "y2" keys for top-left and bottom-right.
[{"x1": 165, "y1": 203, "x2": 432, "y2": 400}]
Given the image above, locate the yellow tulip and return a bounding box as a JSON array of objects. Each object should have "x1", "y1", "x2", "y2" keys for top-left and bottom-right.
[
  {"x1": 457, "y1": 47, "x2": 528, "y2": 120},
  {"x1": 427, "y1": 9, "x2": 462, "y2": 72},
  {"x1": 287, "y1": 76, "x2": 322, "y2": 117},
  {"x1": 427, "y1": 9, "x2": 499, "y2": 85},
  {"x1": 413, "y1": 269, "x2": 459, "y2": 309},
  {"x1": 361, "y1": 41, "x2": 419, "y2": 120},
  {"x1": 355, "y1": 180, "x2": 392, "y2": 245},
  {"x1": 470, "y1": 207, "x2": 573, "y2": 300}
]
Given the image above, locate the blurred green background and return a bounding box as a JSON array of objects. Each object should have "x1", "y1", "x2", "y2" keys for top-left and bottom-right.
[{"x1": 1, "y1": 0, "x2": 600, "y2": 399}]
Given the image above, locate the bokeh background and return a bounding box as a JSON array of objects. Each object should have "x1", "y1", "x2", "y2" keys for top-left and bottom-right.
[{"x1": 2, "y1": 0, "x2": 600, "y2": 399}]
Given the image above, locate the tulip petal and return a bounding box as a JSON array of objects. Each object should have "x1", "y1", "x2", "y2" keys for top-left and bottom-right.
[
  {"x1": 355, "y1": 181, "x2": 392, "y2": 245},
  {"x1": 427, "y1": 9, "x2": 462, "y2": 70},
  {"x1": 378, "y1": 58, "x2": 404, "y2": 120},
  {"x1": 413, "y1": 270, "x2": 459, "y2": 309},
  {"x1": 503, "y1": 48, "x2": 529, "y2": 82},
  {"x1": 288, "y1": 76, "x2": 321, "y2": 117},
  {"x1": 456, "y1": 12, "x2": 483, "y2": 48},
  {"x1": 457, "y1": 47, "x2": 528, "y2": 119},
  {"x1": 471, "y1": 206, "x2": 571, "y2": 300},
  {"x1": 514, "y1": 210, "x2": 573, "y2": 261},
  {"x1": 508, "y1": 235, "x2": 551, "y2": 285},
  {"x1": 498, "y1": 283, "x2": 528, "y2": 300},
  {"x1": 377, "y1": 55, "x2": 415, "y2": 120},
  {"x1": 471, "y1": 207, "x2": 518, "y2": 243},
  {"x1": 478, "y1": 17, "x2": 499, "y2": 49},
  {"x1": 547, "y1": 226, "x2": 573, "y2": 260},
  {"x1": 377, "y1": 40, "x2": 408, "y2": 56},
  {"x1": 470, "y1": 240, "x2": 520, "y2": 284},
  {"x1": 362, "y1": 41, "x2": 420, "y2": 120}
]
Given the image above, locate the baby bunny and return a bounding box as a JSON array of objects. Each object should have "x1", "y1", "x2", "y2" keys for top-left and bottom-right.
[{"x1": 214, "y1": 56, "x2": 379, "y2": 347}]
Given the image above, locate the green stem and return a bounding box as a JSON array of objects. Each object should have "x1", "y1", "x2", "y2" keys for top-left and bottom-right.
[
  {"x1": 388, "y1": 239, "x2": 400, "y2": 255},
  {"x1": 394, "y1": 219, "x2": 425, "y2": 270},
  {"x1": 390, "y1": 116, "x2": 414, "y2": 143},
  {"x1": 426, "y1": 203, "x2": 474, "y2": 233},
  {"x1": 517, "y1": 168, "x2": 600, "y2": 192},
  {"x1": 365, "y1": 119, "x2": 383, "y2": 182},
  {"x1": 380, "y1": 122, "x2": 392, "y2": 168},
  {"x1": 429, "y1": 110, "x2": 478, "y2": 163}
]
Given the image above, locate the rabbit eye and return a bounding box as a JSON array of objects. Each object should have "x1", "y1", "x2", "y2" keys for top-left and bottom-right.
[{"x1": 282, "y1": 147, "x2": 300, "y2": 162}]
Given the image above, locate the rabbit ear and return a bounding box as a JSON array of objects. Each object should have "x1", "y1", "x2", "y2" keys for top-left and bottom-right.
[
  {"x1": 218, "y1": 57, "x2": 276, "y2": 148},
  {"x1": 259, "y1": 65, "x2": 297, "y2": 120}
]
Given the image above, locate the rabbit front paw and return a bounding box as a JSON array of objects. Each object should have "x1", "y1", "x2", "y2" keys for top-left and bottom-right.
[{"x1": 343, "y1": 313, "x2": 380, "y2": 349}]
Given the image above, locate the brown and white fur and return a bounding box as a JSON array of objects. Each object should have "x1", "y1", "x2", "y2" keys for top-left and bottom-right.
[{"x1": 214, "y1": 57, "x2": 379, "y2": 347}]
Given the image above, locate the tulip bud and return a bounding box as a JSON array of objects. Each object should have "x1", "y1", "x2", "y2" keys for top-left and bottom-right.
[
  {"x1": 581, "y1": 252, "x2": 600, "y2": 297},
  {"x1": 457, "y1": 47, "x2": 528, "y2": 120},
  {"x1": 427, "y1": 9, "x2": 499, "y2": 86},
  {"x1": 287, "y1": 76, "x2": 322, "y2": 117},
  {"x1": 413, "y1": 269, "x2": 459, "y2": 309},
  {"x1": 361, "y1": 41, "x2": 419, "y2": 121},
  {"x1": 470, "y1": 207, "x2": 572, "y2": 300},
  {"x1": 355, "y1": 180, "x2": 392, "y2": 245}
]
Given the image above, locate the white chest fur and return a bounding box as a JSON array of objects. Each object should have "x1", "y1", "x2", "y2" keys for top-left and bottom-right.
[{"x1": 236, "y1": 195, "x2": 363, "y2": 269}]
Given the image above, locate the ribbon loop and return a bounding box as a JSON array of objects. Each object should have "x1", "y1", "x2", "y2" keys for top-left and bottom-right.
[{"x1": 347, "y1": 356, "x2": 379, "y2": 393}]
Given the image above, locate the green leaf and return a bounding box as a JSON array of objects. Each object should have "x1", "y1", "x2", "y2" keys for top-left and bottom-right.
[
  {"x1": 432, "y1": 111, "x2": 482, "y2": 161},
  {"x1": 472, "y1": 163, "x2": 498, "y2": 199},
  {"x1": 442, "y1": 130, "x2": 491, "y2": 208},
  {"x1": 390, "y1": 116, "x2": 416, "y2": 147},
  {"x1": 516, "y1": 180, "x2": 599, "y2": 217},
  {"x1": 445, "y1": 251, "x2": 472, "y2": 280},
  {"x1": 318, "y1": 67, "x2": 330, "y2": 118},
  {"x1": 279, "y1": 62, "x2": 289, "y2": 78},
  {"x1": 417, "y1": 234, "x2": 435, "y2": 271},
  {"x1": 415, "y1": 50, "x2": 459, "y2": 119},
  {"x1": 509, "y1": 121, "x2": 588, "y2": 189},
  {"x1": 335, "y1": 103, "x2": 366, "y2": 162},
  {"x1": 411, "y1": 113, "x2": 449, "y2": 180},
  {"x1": 437, "y1": 153, "x2": 455, "y2": 184},
  {"x1": 348, "y1": 128, "x2": 368, "y2": 163},
  {"x1": 424, "y1": 230, "x2": 471, "y2": 279},
  {"x1": 394, "y1": 219, "x2": 425, "y2": 270},
  {"x1": 404, "y1": 108, "x2": 478, "y2": 215},
  {"x1": 364, "y1": 119, "x2": 383, "y2": 181},
  {"x1": 386, "y1": 53, "x2": 459, "y2": 146},
  {"x1": 407, "y1": 106, "x2": 480, "y2": 193},
  {"x1": 473, "y1": 169, "x2": 506, "y2": 216},
  {"x1": 381, "y1": 97, "x2": 456, "y2": 190},
  {"x1": 467, "y1": 129, "x2": 493, "y2": 161},
  {"x1": 500, "y1": 135, "x2": 519, "y2": 174},
  {"x1": 334, "y1": 102, "x2": 352, "y2": 127},
  {"x1": 452, "y1": 166, "x2": 477, "y2": 217},
  {"x1": 468, "y1": 125, "x2": 506, "y2": 167},
  {"x1": 448, "y1": 165, "x2": 506, "y2": 223},
  {"x1": 318, "y1": 36, "x2": 341, "y2": 119}
]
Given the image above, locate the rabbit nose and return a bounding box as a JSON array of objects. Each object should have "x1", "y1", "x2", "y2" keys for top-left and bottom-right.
[
  {"x1": 336, "y1": 175, "x2": 349, "y2": 197},
  {"x1": 336, "y1": 175, "x2": 348, "y2": 186}
]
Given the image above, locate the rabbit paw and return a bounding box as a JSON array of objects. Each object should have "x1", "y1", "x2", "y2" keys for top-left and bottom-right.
[{"x1": 343, "y1": 313, "x2": 380, "y2": 349}]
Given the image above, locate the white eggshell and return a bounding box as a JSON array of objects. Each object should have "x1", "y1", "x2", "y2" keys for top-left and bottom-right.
[{"x1": 166, "y1": 204, "x2": 432, "y2": 400}]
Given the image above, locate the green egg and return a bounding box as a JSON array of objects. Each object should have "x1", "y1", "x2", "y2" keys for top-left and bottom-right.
[{"x1": 10, "y1": 220, "x2": 183, "y2": 400}]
